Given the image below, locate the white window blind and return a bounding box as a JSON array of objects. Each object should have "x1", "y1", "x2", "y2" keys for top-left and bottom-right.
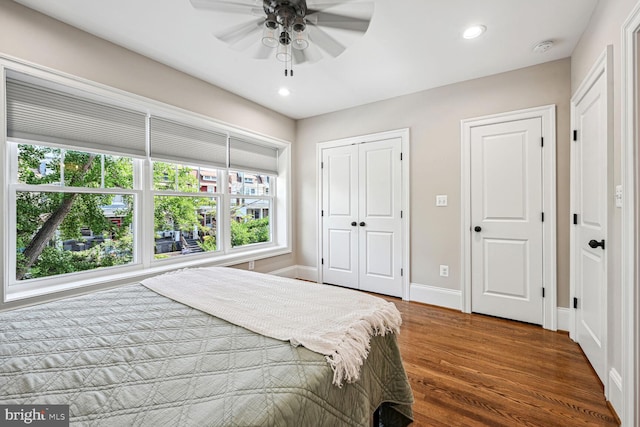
[
  {"x1": 5, "y1": 76, "x2": 147, "y2": 157},
  {"x1": 229, "y1": 136, "x2": 279, "y2": 175},
  {"x1": 149, "y1": 117, "x2": 228, "y2": 168}
]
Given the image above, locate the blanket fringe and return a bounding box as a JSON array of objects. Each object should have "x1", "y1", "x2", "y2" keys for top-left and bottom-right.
[{"x1": 326, "y1": 301, "x2": 402, "y2": 386}]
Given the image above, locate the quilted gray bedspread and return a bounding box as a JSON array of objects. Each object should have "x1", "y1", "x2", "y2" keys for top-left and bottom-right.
[{"x1": 0, "y1": 284, "x2": 413, "y2": 426}]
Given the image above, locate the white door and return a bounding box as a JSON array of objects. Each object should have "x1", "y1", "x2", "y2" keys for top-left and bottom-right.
[
  {"x1": 322, "y1": 138, "x2": 403, "y2": 297},
  {"x1": 358, "y1": 139, "x2": 403, "y2": 296},
  {"x1": 322, "y1": 144, "x2": 359, "y2": 289},
  {"x1": 573, "y1": 69, "x2": 608, "y2": 385},
  {"x1": 470, "y1": 118, "x2": 544, "y2": 324}
]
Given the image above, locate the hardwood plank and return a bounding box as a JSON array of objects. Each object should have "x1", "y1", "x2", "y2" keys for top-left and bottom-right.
[{"x1": 383, "y1": 298, "x2": 619, "y2": 426}]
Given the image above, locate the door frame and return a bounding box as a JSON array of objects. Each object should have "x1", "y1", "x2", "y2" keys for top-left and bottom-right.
[
  {"x1": 461, "y1": 105, "x2": 557, "y2": 330},
  {"x1": 622, "y1": 5, "x2": 639, "y2": 425},
  {"x1": 569, "y1": 46, "x2": 612, "y2": 391},
  {"x1": 316, "y1": 128, "x2": 411, "y2": 300}
]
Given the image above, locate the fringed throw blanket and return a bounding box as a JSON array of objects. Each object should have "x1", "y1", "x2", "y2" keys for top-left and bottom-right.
[{"x1": 141, "y1": 267, "x2": 402, "y2": 386}]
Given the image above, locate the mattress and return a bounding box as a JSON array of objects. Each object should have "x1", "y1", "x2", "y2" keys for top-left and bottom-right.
[{"x1": 0, "y1": 284, "x2": 413, "y2": 426}]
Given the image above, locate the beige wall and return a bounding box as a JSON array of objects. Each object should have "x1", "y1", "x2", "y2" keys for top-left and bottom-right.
[
  {"x1": 296, "y1": 59, "x2": 572, "y2": 306},
  {"x1": 570, "y1": 0, "x2": 640, "y2": 395},
  {"x1": 0, "y1": 1, "x2": 297, "y2": 273}
]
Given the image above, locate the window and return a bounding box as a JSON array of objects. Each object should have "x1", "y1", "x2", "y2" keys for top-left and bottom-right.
[
  {"x1": 14, "y1": 145, "x2": 135, "y2": 281},
  {"x1": 153, "y1": 162, "x2": 219, "y2": 259},
  {"x1": 2, "y1": 64, "x2": 291, "y2": 300},
  {"x1": 228, "y1": 171, "x2": 273, "y2": 248}
]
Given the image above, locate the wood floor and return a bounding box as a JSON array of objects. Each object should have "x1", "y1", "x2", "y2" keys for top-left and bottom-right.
[{"x1": 385, "y1": 298, "x2": 619, "y2": 427}]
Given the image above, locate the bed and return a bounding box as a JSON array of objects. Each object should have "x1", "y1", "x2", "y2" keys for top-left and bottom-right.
[{"x1": 0, "y1": 268, "x2": 413, "y2": 426}]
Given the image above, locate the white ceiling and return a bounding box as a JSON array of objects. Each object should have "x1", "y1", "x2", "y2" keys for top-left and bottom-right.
[{"x1": 14, "y1": 0, "x2": 598, "y2": 119}]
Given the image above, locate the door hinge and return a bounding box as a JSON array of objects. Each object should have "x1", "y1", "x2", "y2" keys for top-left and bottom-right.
[
  {"x1": 321, "y1": 258, "x2": 324, "y2": 265},
  {"x1": 400, "y1": 152, "x2": 403, "y2": 161},
  {"x1": 542, "y1": 287, "x2": 545, "y2": 298},
  {"x1": 573, "y1": 130, "x2": 578, "y2": 141},
  {"x1": 400, "y1": 268, "x2": 403, "y2": 277},
  {"x1": 541, "y1": 212, "x2": 545, "y2": 222},
  {"x1": 573, "y1": 213, "x2": 578, "y2": 225},
  {"x1": 541, "y1": 137, "x2": 544, "y2": 147},
  {"x1": 321, "y1": 161, "x2": 324, "y2": 169},
  {"x1": 573, "y1": 297, "x2": 578, "y2": 309},
  {"x1": 321, "y1": 210, "x2": 324, "y2": 217},
  {"x1": 400, "y1": 210, "x2": 403, "y2": 218}
]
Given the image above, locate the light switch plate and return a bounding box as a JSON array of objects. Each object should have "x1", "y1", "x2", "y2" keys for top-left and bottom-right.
[
  {"x1": 615, "y1": 185, "x2": 623, "y2": 208},
  {"x1": 436, "y1": 195, "x2": 448, "y2": 207}
]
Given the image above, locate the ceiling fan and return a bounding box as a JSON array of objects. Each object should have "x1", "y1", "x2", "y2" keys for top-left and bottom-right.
[{"x1": 190, "y1": 0, "x2": 373, "y2": 75}]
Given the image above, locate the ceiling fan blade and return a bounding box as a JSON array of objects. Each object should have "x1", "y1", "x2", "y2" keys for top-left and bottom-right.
[
  {"x1": 292, "y1": 44, "x2": 324, "y2": 64},
  {"x1": 306, "y1": 0, "x2": 362, "y2": 12},
  {"x1": 254, "y1": 43, "x2": 274, "y2": 60},
  {"x1": 307, "y1": 23, "x2": 346, "y2": 57},
  {"x1": 306, "y1": 11, "x2": 371, "y2": 33},
  {"x1": 190, "y1": 0, "x2": 262, "y2": 15},
  {"x1": 215, "y1": 18, "x2": 263, "y2": 47},
  {"x1": 303, "y1": 43, "x2": 325, "y2": 63},
  {"x1": 292, "y1": 49, "x2": 308, "y2": 65}
]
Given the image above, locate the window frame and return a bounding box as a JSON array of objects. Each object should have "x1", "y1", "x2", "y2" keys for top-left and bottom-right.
[
  {"x1": 226, "y1": 169, "x2": 276, "y2": 251},
  {"x1": 150, "y1": 161, "x2": 224, "y2": 263},
  {"x1": 7, "y1": 141, "x2": 144, "y2": 295},
  {"x1": 1, "y1": 58, "x2": 292, "y2": 304}
]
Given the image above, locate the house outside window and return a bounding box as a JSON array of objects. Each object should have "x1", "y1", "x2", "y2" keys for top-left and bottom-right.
[{"x1": 13, "y1": 145, "x2": 135, "y2": 281}]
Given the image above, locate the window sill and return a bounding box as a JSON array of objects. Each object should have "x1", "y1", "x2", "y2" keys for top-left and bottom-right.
[{"x1": 3, "y1": 245, "x2": 291, "y2": 305}]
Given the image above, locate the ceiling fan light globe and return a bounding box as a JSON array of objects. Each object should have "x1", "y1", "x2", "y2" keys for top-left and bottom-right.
[
  {"x1": 276, "y1": 43, "x2": 292, "y2": 62},
  {"x1": 262, "y1": 37, "x2": 278, "y2": 48},
  {"x1": 293, "y1": 39, "x2": 309, "y2": 50},
  {"x1": 292, "y1": 29, "x2": 309, "y2": 50},
  {"x1": 276, "y1": 51, "x2": 292, "y2": 62},
  {"x1": 262, "y1": 27, "x2": 278, "y2": 48}
]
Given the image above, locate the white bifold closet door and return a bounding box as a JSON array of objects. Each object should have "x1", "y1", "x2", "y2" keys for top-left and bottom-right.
[{"x1": 322, "y1": 138, "x2": 403, "y2": 297}]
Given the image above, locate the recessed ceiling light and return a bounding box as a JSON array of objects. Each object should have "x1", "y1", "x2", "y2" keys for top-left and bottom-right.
[
  {"x1": 278, "y1": 87, "x2": 290, "y2": 97},
  {"x1": 463, "y1": 25, "x2": 486, "y2": 39}
]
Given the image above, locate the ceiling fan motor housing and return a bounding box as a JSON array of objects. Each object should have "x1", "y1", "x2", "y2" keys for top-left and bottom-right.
[{"x1": 263, "y1": 0, "x2": 307, "y2": 29}]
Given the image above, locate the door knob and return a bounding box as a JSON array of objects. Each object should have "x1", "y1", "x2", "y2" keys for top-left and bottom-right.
[
  {"x1": 359, "y1": 222, "x2": 366, "y2": 227},
  {"x1": 588, "y1": 239, "x2": 605, "y2": 250},
  {"x1": 474, "y1": 226, "x2": 482, "y2": 232},
  {"x1": 351, "y1": 221, "x2": 357, "y2": 226}
]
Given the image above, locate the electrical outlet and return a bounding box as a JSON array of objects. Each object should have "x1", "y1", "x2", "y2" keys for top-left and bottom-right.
[
  {"x1": 439, "y1": 265, "x2": 449, "y2": 277},
  {"x1": 436, "y1": 195, "x2": 448, "y2": 207},
  {"x1": 248, "y1": 260, "x2": 255, "y2": 270}
]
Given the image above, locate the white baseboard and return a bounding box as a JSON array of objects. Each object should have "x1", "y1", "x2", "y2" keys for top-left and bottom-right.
[
  {"x1": 295, "y1": 265, "x2": 318, "y2": 282},
  {"x1": 269, "y1": 265, "x2": 318, "y2": 282},
  {"x1": 271, "y1": 272, "x2": 576, "y2": 334},
  {"x1": 607, "y1": 368, "x2": 623, "y2": 420},
  {"x1": 268, "y1": 265, "x2": 298, "y2": 279},
  {"x1": 556, "y1": 307, "x2": 571, "y2": 332},
  {"x1": 409, "y1": 283, "x2": 461, "y2": 310}
]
